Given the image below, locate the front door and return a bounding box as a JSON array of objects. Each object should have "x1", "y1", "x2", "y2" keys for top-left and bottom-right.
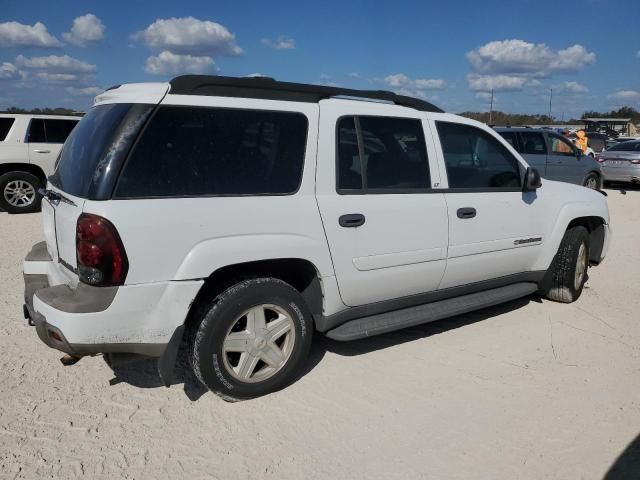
[
  {"x1": 315, "y1": 102, "x2": 449, "y2": 307},
  {"x1": 27, "y1": 118, "x2": 78, "y2": 176},
  {"x1": 432, "y1": 119, "x2": 547, "y2": 289},
  {"x1": 545, "y1": 132, "x2": 582, "y2": 184}
]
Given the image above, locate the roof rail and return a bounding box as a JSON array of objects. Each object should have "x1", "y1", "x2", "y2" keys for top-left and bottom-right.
[{"x1": 169, "y1": 75, "x2": 444, "y2": 113}]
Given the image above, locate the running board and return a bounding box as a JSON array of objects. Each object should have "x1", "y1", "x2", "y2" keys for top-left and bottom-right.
[{"x1": 325, "y1": 282, "x2": 539, "y2": 341}]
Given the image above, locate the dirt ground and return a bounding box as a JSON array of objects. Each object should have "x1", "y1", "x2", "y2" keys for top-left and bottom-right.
[{"x1": 1, "y1": 186, "x2": 638, "y2": 480}]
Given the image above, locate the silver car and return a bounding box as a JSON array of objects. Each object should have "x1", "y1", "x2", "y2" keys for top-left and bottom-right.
[
  {"x1": 598, "y1": 140, "x2": 640, "y2": 185},
  {"x1": 495, "y1": 127, "x2": 602, "y2": 189}
]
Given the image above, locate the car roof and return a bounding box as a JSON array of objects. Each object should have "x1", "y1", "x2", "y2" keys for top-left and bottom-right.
[{"x1": 493, "y1": 126, "x2": 552, "y2": 133}]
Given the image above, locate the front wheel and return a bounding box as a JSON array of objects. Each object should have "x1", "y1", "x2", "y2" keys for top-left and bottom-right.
[
  {"x1": 545, "y1": 226, "x2": 590, "y2": 303},
  {"x1": 190, "y1": 278, "x2": 313, "y2": 399},
  {"x1": 0, "y1": 171, "x2": 42, "y2": 214},
  {"x1": 583, "y1": 173, "x2": 600, "y2": 190}
]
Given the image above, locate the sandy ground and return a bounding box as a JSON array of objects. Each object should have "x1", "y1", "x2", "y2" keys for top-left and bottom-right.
[{"x1": 0, "y1": 187, "x2": 639, "y2": 480}]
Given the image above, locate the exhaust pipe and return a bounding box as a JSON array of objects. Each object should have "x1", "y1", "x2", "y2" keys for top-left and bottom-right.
[{"x1": 60, "y1": 354, "x2": 82, "y2": 366}]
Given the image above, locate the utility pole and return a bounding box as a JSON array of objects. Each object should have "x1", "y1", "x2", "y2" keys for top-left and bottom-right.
[
  {"x1": 548, "y1": 88, "x2": 553, "y2": 125},
  {"x1": 489, "y1": 89, "x2": 494, "y2": 124}
]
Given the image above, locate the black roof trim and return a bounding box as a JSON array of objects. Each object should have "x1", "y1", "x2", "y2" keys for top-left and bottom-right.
[{"x1": 169, "y1": 75, "x2": 444, "y2": 113}]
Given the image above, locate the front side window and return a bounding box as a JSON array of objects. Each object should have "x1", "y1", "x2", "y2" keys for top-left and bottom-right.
[
  {"x1": 27, "y1": 119, "x2": 46, "y2": 143},
  {"x1": 548, "y1": 134, "x2": 576, "y2": 156},
  {"x1": 115, "y1": 106, "x2": 308, "y2": 198},
  {"x1": 436, "y1": 122, "x2": 522, "y2": 189},
  {"x1": 337, "y1": 116, "x2": 430, "y2": 192},
  {"x1": 520, "y1": 132, "x2": 547, "y2": 155},
  {"x1": 0, "y1": 117, "x2": 15, "y2": 141}
]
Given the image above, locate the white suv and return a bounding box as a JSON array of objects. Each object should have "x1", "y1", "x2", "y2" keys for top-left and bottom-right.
[
  {"x1": 22, "y1": 76, "x2": 611, "y2": 399},
  {"x1": 0, "y1": 113, "x2": 80, "y2": 213}
]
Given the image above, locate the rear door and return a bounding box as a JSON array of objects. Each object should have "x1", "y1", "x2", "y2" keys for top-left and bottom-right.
[
  {"x1": 518, "y1": 131, "x2": 548, "y2": 176},
  {"x1": 27, "y1": 118, "x2": 78, "y2": 176},
  {"x1": 316, "y1": 101, "x2": 449, "y2": 307}
]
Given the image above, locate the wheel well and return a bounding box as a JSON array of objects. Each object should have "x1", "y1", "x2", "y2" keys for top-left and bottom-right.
[
  {"x1": 183, "y1": 258, "x2": 323, "y2": 331},
  {"x1": 567, "y1": 216, "x2": 606, "y2": 264},
  {"x1": 0, "y1": 163, "x2": 47, "y2": 182}
]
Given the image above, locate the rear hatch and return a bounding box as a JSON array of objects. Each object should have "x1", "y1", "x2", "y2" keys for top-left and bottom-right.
[{"x1": 43, "y1": 101, "x2": 157, "y2": 284}]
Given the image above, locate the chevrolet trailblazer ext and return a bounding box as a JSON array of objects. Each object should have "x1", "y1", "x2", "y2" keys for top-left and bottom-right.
[{"x1": 23, "y1": 76, "x2": 610, "y2": 399}]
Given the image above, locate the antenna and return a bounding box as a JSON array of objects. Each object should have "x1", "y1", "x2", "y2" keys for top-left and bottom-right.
[
  {"x1": 548, "y1": 88, "x2": 553, "y2": 125},
  {"x1": 489, "y1": 89, "x2": 494, "y2": 125}
]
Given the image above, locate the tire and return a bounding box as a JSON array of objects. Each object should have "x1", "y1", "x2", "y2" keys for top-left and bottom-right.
[
  {"x1": 583, "y1": 173, "x2": 600, "y2": 190},
  {"x1": 190, "y1": 278, "x2": 313, "y2": 399},
  {"x1": 0, "y1": 171, "x2": 42, "y2": 214},
  {"x1": 545, "y1": 226, "x2": 590, "y2": 303}
]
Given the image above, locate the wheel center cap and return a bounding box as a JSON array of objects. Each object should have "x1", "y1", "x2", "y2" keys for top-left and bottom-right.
[{"x1": 254, "y1": 337, "x2": 266, "y2": 349}]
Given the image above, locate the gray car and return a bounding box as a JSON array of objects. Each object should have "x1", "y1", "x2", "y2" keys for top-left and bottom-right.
[
  {"x1": 495, "y1": 127, "x2": 602, "y2": 189},
  {"x1": 598, "y1": 140, "x2": 640, "y2": 185}
]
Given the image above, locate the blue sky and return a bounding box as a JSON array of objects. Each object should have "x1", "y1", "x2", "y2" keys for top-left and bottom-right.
[{"x1": 1, "y1": 0, "x2": 638, "y2": 117}]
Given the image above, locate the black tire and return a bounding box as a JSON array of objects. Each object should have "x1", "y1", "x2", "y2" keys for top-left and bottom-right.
[
  {"x1": 190, "y1": 278, "x2": 313, "y2": 399},
  {"x1": 583, "y1": 172, "x2": 600, "y2": 190},
  {"x1": 545, "y1": 226, "x2": 590, "y2": 303},
  {"x1": 0, "y1": 171, "x2": 42, "y2": 214}
]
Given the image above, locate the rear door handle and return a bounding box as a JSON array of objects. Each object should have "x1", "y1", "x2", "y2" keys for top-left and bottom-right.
[
  {"x1": 34, "y1": 149, "x2": 51, "y2": 154},
  {"x1": 457, "y1": 207, "x2": 476, "y2": 219},
  {"x1": 339, "y1": 213, "x2": 365, "y2": 228}
]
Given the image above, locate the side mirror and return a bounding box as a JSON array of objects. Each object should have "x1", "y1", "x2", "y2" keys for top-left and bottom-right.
[
  {"x1": 575, "y1": 148, "x2": 583, "y2": 158},
  {"x1": 523, "y1": 167, "x2": 542, "y2": 191}
]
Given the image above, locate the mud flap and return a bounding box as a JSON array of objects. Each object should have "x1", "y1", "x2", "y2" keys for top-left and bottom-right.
[{"x1": 157, "y1": 325, "x2": 185, "y2": 387}]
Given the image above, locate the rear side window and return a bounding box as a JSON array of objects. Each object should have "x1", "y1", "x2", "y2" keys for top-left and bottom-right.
[
  {"x1": 27, "y1": 118, "x2": 78, "y2": 143},
  {"x1": 337, "y1": 116, "x2": 430, "y2": 192},
  {"x1": 548, "y1": 134, "x2": 575, "y2": 156},
  {"x1": 115, "y1": 106, "x2": 308, "y2": 198},
  {"x1": 520, "y1": 132, "x2": 547, "y2": 154},
  {"x1": 608, "y1": 141, "x2": 640, "y2": 152},
  {"x1": 436, "y1": 122, "x2": 522, "y2": 189},
  {"x1": 498, "y1": 131, "x2": 520, "y2": 152},
  {"x1": 44, "y1": 119, "x2": 78, "y2": 143},
  {"x1": 0, "y1": 117, "x2": 15, "y2": 141}
]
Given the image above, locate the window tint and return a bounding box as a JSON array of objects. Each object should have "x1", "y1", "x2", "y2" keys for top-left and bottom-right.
[
  {"x1": 520, "y1": 132, "x2": 547, "y2": 154},
  {"x1": 43, "y1": 119, "x2": 78, "y2": 143},
  {"x1": 549, "y1": 134, "x2": 575, "y2": 156},
  {"x1": 0, "y1": 117, "x2": 15, "y2": 141},
  {"x1": 436, "y1": 122, "x2": 522, "y2": 189},
  {"x1": 608, "y1": 141, "x2": 640, "y2": 152},
  {"x1": 27, "y1": 119, "x2": 46, "y2": 143},
  {"x1": 116, "y1": 106, "x2": 308, "y2": 198},
  {"x1": 337, "y1": 116, "x2": 430, "y2": 192},
  {"x1": 498, "y1": 131, "x2": 520, "y2": 152}
]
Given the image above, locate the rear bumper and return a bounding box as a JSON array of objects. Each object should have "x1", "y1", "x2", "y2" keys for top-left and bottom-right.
[
  {"x1": 23, "y1": 241, "x2": 203, "y2": 358},
  {"x1": 601, "y1": 166, "x2": 640, "y2": 183}
]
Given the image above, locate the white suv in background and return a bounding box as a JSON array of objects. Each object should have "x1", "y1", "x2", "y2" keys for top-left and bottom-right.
[
  {"x1": 0, "y1": 114, "x2": 80, "y2": 213},
  {"x1": 22, "y1": 76, "x2": 611, "y2": 399}
]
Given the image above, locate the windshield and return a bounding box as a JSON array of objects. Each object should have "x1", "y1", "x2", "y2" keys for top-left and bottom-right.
[
  {"x1": 608, "y1": 141, "x2": 640, "y2": 152},
  {"x1": 50, "y1": 103, "x2": 154, "y2": 198}
]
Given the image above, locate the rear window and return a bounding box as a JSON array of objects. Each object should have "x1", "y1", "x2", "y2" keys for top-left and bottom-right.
[
  {"x1": 608, "y1": 141, "x2": 640, "y2": 152},
  {"x1": 0, "y1": 117, "x2": 15, "y2": 141},
  {"x1": 50, "y1": 103, "x2": 154, "y2": 198},
  {"x1": 114, "y1": 106, "x2": 308, "y2": 198}
]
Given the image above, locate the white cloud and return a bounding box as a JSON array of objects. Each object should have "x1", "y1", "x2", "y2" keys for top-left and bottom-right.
[
  {"x1": 35, "y1": 73, "x2": 81, "y2": 83},
  {"x1": 0, "y1": 21, "x2": 62, "y2": 48},
  {"x1": 16, "y1": 54, "x2": 96, "y2": 73},
  {"x1": 466, "y1": 39, "x2": 595, "y2": 77},
  {"x1": 0, "y1": 62, "x2": 20, "y2": 80},
  {"x1": 132, "y1": 17, "x2": 242, "y2": 56},
  {"x1": 66, "y1": 86, "x2": 104, "y2": 96},
  {"x1": 607, "y1": 90, "x2": 640, "y2": 101},
  {"x1": 383, "y1": 73, "x2": 445, "y2": 90},
  {"x1": 144, "y1": 50, "x2": 217, "y2": 75},
  {"x1": 562, "y1": 81, "x2": 588, "y2": 94},
  {"x1": 347, "y1": 72, "x2": 359, "y2": 78},
  {"x1": 63, "y1": 14, "x2": 105, "y2": 46},
  {"x1": 636, "y1": 50, "x2": 640, "y2": 59},
  {"x1": 261, "y1": 36, "x2": 295, "y2": 50},
  {"x1": 246, "y1": 72, "x2": 266, "y2": 77},
  {"x1": 467, "y1": 73, "x2": 528, "y2": 92}
]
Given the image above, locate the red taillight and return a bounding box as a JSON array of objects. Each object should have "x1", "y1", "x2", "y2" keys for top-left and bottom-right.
[
  {"x1": 631, "y1": 159, "x2": 640, "y2": 165},
  {"x1": 76, "y1": 213, "x2": 128, "y2": 286}
]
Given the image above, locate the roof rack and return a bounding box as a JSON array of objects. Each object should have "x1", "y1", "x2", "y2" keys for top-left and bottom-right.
[{"x1": 169, "y1": 75, "x2": 444, "y2": 113}]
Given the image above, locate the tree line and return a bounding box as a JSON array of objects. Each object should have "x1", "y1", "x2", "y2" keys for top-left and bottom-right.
[{"x1": 460, "y1": 106, "x2": 639, "y2": 126}]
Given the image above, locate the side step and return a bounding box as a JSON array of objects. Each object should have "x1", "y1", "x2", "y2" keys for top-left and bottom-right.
[{"x1": 325, "y1": 282, "x2": 538, "y2": 341}]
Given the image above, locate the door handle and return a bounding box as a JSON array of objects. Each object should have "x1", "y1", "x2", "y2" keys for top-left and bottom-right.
[
  {"x1": 339, "y1": 213, "x2": 365, "y2": 228},
  {"x1": 457, "y1": 207, "x2": 476, "y2": 219},
  {"x1": 34, "y1": 149, "x2": 51, "y2": 154}
]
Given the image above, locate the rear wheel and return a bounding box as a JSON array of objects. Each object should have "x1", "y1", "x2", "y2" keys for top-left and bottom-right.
[
  {"x1": 545, "y1": 226, "x2": 590, "y2": 303},
  {"x1": 583, "y1": 173, "x2": 600, "y2": 190},
  {"x1": 190, "y1": 278, "x2": 313, "y2": 399},
  {"x1": 0, "y1": 171, "x2": 42, "y2": 214}
]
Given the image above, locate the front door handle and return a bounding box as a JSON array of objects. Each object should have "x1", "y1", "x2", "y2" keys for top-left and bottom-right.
[
  {"x1": 339, "y1": 213, "x2": 365, "y2": 228},
  {"x1": 457, "y1": 207, "x2": 476, "y2": 219},
  {"x1": 33, "y1": 149, "x2": 51, "y2": 154}
]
